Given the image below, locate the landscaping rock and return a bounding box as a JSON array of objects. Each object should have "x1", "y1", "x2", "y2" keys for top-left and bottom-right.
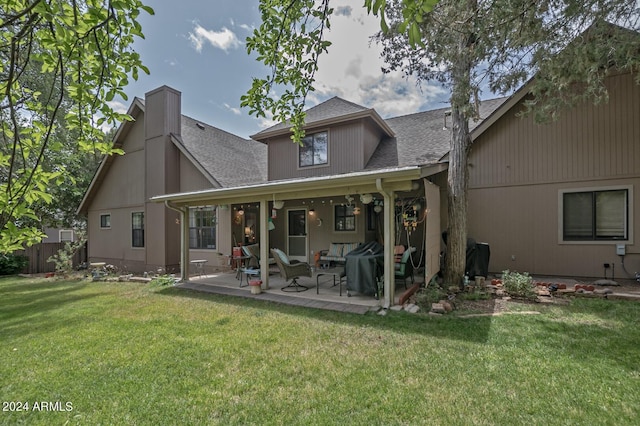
[
  {"x1": 438, "y1": 300, "x2": 453, "y2": 312},
  {"x1": 390, "y1": 305, "x2": 403, "y2": 311},
  {"x1": 431, "y1": 303, "x2": 447, "y2": 314}
]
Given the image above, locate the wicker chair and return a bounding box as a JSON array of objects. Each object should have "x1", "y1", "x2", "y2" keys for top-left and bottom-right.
[{"x1": 271, "y1": 248, "x2": 312, "y2": 292}]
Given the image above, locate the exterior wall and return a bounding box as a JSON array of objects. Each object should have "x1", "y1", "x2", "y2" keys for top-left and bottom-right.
[
  {"x1": 268, "y1": 120, "x2": 376, "y2": 180},
  {"x1": 86, "y1": 116, "x2": 147, "y2": 271},
  {"x1": 468, "y1": 71, "x2": 640, "y2": 278},
  {"x1": 179, "y1": 155, "x2": 213, "y2": 192}
]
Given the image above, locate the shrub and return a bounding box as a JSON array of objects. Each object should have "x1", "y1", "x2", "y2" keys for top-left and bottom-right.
[
  {"x1": 416, "y1": 278, "x2": 446, "y2": 307},
  {"x1": 0, "y1": 253, "x2": 29, "y2": 275},
  {"x1": 150, "y1": 274, "x2": 177, "y2": 287},
  {"x1": 47, "y1": 231, "x2": 87, "y2": 277},
  {"x1": 501, "y1": 270, "x2": 536, "y2": 299}
]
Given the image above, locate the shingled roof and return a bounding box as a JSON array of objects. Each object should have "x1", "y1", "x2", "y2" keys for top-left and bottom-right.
[
  {"x1": 176, "y1": 116, "x2": 267, "y2": 188},
  {"x1": 252, "y1": 96, "x2": 394, "y2": 139},
  {"x1": 366, "y1": 97, "x2": 507, "y2": 169}
]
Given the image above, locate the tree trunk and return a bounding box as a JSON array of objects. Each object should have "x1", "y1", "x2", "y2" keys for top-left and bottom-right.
[
  {"x1": 444, "y1": 108, "x2": 471, "y2": 289},
  {"x1": 444, "y1": 11, "x2": 475, "y2": 289}
]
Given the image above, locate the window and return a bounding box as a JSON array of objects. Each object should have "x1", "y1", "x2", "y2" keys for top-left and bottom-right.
[
  {"x1": 59, "y1": 230, "x2": 74, "y2": 242},
  {"x1": 100, "y1": 214, "x2": 111, "y2": 228},
  {"x1": 189, "y1": 206, "x2": 217, "y2": 249},
  {"x1": 335, "y1": 205, "x2": 356, "y2": 231},
  {"x1": 563, "y1": 189, "x2": 628, "y2": 240},
  {"x1": 299, "y1": 131, "x2": 328, "y2": 167},
  {"x1": 132, "y1": 212, "x2": 144, "y2": 247}
]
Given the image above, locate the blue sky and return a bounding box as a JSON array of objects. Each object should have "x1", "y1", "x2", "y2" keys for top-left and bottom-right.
[{"x1": 116, "y1": 0, "x2": 450, "y2": 139}]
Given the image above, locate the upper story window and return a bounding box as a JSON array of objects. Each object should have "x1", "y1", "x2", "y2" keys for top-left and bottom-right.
[
  {"x1": 299, "y1": 131, "x2": 328, "y2": 167},
  {"x1": 562, "y1": 188, "x2": 628, "y2": 241},
  {"x1": 189, "y1": 206, "x2": 217, "y2": 249},
  {"x1": 132, "y1": 212, "x2": 144, "y2": 247}
]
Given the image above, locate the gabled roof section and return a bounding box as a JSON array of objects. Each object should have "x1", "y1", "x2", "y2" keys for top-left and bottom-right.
[
  {"x1": 177, "y1": 116, "x2": 267, "y2": 188},
  {"x1": 77, "y1": 97, "x2": 145, "y2": 215},
  {"x1": 251, "y1": 96, "x2": 395, "y2": 140},
  {"x1": 366, "y1": 97, "x2": 507, "y2": 169}
]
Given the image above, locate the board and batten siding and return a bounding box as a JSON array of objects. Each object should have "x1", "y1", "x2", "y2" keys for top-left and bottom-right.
[
  {"x1": 268, "y1": 120, "x2": 375, "y2": 180},
  {"x1": 467, "y1": 71, "x2": 640, "y2": 278}
]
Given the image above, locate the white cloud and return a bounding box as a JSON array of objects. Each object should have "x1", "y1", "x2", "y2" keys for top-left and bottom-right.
[
  {"x1": 107, "y1": 100, "x2": 128, "y2": 114},
  {"x1": 188, "y1": 24, "x2": 241, "y2": 52},
  {"x1": 309, "y1": 2, "x2": 446, "y2": 116},
  {"x1": 224, "y1": 103, "x2": 241, "y2": 115}
]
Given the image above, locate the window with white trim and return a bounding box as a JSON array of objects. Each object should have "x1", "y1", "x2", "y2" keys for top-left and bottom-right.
[
  {"x1": 59, "y1": 230, "x2": 74, "y2": 242},
  {"x1": 299, "y1": 131, "x2": 328, "y2": 167},
  {"x1": 335, "y1": 205, "x2": 356, "y2": 232},
  {"x1": 189, "y1": 206, "x2": 217, "y2": 249},
  {"x1": 563, "y1": 189, "x2": 628, "y2": 241}
]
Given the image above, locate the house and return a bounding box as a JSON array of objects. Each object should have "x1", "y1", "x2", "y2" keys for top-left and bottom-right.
[
  {"x1": 467, "y1": 69, "x2": 640, "y2": 279},
  {"x1": 77, "y1": 86, "x2": 267, "y2": 274},
  {"x1": 80, "y1": 68, "x2": 640, "y2": 305}
]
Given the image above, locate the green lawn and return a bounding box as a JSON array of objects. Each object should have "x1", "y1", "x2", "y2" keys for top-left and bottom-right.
[{"x1": 1, "y1": 276, "x2": 639, "y2": 425}]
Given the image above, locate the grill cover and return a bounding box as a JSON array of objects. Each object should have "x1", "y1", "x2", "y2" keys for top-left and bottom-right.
[{"x1": 345, "y1": 241, "x2": 384, "y2": 296}]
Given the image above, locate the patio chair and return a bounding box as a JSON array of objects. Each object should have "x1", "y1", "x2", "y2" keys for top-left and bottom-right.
[
  {"x1": 270, "y1": 248, "x2": 312, "y2": 292},
  {"x1": 395, "y1": 247, "x2": 416, "y2": 288},
  {"x1": 241, "y1": 244, "x2": 276, "y2": 269}
]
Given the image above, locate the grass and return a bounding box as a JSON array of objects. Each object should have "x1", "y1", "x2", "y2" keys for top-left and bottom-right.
[{"x1": 1, "y1": 276, "x2": 639, "y2": 425}]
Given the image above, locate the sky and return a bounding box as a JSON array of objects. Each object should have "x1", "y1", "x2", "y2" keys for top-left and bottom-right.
[{"x1": 115, "y1": 0, "x2": 451, "y2": 139}]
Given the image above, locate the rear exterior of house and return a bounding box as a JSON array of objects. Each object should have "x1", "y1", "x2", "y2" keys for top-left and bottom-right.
[
  {"x1": 467, "y1": 71, "x2": 640, "y2": 278},
  {"x1": 79, "y1": 86, "x2": 266, "y2": 274}
]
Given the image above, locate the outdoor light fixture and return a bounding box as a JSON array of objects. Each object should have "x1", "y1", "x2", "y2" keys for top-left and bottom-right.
[
  {"x1": 273, "y1": 200, "x2": 284, "y2": 209},
  {"x1": 237, "y1": 207, "x2": 244, "y2": 215},
  {"x1": 309, "y1": 208, "x2": 315, "y2": 216},
  {"x1": 360, "y1": 193, "x2": 373, "y2": 204}
]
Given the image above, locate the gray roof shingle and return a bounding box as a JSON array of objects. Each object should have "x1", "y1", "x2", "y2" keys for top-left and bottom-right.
[
  {"x1": 179, "y1": 116, "x2": 267, "y2": 187},
  {"x1": 366, "y1": 97, "x2": 507, "y2": 168},
  {"x1": 253, "y1": 96, "x2": 371, "y2": 136}
]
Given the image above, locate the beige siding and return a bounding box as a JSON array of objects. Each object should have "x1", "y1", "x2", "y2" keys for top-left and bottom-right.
[
  {"x1": 268, "y1": 120, "x2": 379, "y2": 180},
  {"x1": 468, "y1": 72, "x2": 640, "y2": 278},
  {"x1": 471, "y1": 73, "x2": 640, "y2": 188},
  {"x1": 179, "y1": 154, "x2": 214, "y2": 192}
]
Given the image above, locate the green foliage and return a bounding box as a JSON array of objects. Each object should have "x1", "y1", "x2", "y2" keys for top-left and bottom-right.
[
  {"x1": 0, "y1": 1, "x2": 154, "y2": 252},
  {"x1": 415, "y1": 278, "x2": 446, "y2": 306},
  {"x1": 46, "y1": 231, "x2": 86, "y2": 277},
  {"x1": 0, "y1": 253, "x2": 29, "y2": 275},
  {"x1": 2, "y1": 276, "x2": 640, "y2": 424},
  {"x1": 501, "y1": 270, "x2": 537, "y2": 300},
  {"x1": 150, "y1": 274, "x2": 177, "y2": 287}
]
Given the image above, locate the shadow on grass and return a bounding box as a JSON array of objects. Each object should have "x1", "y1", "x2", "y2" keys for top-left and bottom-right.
[
  {"x1": 156, "y1": 286, "x2": 496, "y2": 344},
  {"x1": 0, "y1": 278, "x2": 99, "y2": 338}
]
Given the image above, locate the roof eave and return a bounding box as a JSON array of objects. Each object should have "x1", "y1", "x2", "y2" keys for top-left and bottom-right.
[
  {"x1": 151, "y1": 166, "x2": 424, "y2": 207},
  {"x1": 251, "y1": 109, "x2": 395, "y2": 141}
]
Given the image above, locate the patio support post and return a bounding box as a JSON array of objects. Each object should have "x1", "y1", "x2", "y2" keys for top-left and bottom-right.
[
  {"x1": 377, "y1": 179, "x2": 395, "y2": 308},
  {"x1": 165, "y1": 201, "x2": 189, "y2": 282},
  {"x1": 259, "y1": 198, "x2": 270, "y2": 289}
]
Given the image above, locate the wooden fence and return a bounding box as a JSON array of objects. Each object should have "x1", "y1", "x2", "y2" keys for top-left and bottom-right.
[{"x1": 15, "y1": 242, "x2": 87, "y2": 274}]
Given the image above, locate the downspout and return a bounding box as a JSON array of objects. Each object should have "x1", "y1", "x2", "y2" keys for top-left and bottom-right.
[
  {"x1": 165, "y1": 201, "x2": 189, "y2": 282},
  {"x1": 376, "y1": 178, "x2": 395, "y2": 309}
]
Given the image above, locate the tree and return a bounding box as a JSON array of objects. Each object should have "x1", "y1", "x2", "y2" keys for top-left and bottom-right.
[
  {"x1": 0, "y1": 0, "x2": 154, "y2": 253},
  {"x1": 242, "y1": 0, "x2": 640, "y2": 287}
]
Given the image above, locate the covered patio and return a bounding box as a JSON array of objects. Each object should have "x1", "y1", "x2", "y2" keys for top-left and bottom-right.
[
  {"x1": 152, "y1": 166, "x2": 443, "y2": 308},
  {"x1": 179, "y1": 268, "x2": 424, "y2": 313}
]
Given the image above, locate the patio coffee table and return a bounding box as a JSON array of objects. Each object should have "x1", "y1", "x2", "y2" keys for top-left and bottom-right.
[{"x1": 315, "y1": 267, "x2": 346, "y2": 295}]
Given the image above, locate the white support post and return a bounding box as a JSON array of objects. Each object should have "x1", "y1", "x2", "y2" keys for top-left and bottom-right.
[
  {"x1": 181, "y1": 207, "x2": 189, "y2": 282},
  {"x1": 259, "y1": 198, "x2": 270, "y2": 289}
]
